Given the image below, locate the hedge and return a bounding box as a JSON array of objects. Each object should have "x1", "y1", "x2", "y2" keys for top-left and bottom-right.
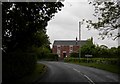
[
  {"x1": 47, "y1": 53, "x2": 58, "y2": 61},
  {"x1": 3, "y1": 52, "x2": 37, "y2": 83},
  {"x1": 64, "y1": 58, "x2": 119, "y2": 65},
  {"x1": 37, "y1": 53, "x2": 58, "y2": 61},
  {"x1": 70, "y1": 52, "x2": 79, "y2": 58}
]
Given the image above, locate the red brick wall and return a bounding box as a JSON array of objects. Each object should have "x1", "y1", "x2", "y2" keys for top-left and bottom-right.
[
  {"x1": 73, "y1": 46, "x2": 80, "y2": 53},
  {"x1": 60, "y1": 46, "x2": 69, "y2": 58},
  {"x1": 52, "y1": 46, "x2": 57, "y2": 54},
  {"x1": 52, "y1": 45, "x2": 80, "y2": 59}
]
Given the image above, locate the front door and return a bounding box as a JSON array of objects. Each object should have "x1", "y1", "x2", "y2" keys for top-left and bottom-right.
[{"x1": 63, "y1": 53, "x2": 66, "y2": 58}]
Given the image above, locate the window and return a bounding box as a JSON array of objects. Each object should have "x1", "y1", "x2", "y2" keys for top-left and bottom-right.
[
  {"x1": 69, "y1": 45, "x2": 73, "y2": 53},
  {"x1": 57, "y1": 45, "x2": 61, "y2": 54}
]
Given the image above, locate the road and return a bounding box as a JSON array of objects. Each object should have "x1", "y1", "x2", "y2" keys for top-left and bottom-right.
[{"x1": 36, "y1": 61, "x2": 119, "y2": 84}]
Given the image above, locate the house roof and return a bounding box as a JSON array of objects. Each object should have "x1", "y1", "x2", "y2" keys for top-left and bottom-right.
[{"x1": 53, "y1": 40, "x2": 87, "y2": 46}]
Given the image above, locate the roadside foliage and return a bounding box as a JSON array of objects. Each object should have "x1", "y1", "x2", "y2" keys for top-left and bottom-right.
[
  {"x1": 64, "y1": 58, "x2": 119, "y2": 65},
  {"x1": 2, "y1": 2, "x2": 64, "y2": 83}
]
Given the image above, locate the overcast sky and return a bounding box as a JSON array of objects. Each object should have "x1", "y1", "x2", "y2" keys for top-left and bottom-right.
[{"x1": 46, "y1": 0, "x2": 118, "y2": 48}]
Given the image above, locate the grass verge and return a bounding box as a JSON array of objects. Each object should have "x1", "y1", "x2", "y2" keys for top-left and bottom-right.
[
  {"x1": 14, "y1": 63, "x2": 47, "y2": 84},
  {"x1": 66, "y1": 61, "x2": 120, "y2": 74}
]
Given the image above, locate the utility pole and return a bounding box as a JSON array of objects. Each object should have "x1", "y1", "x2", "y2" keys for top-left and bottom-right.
[{"x1": 79, "y1": 21, "x2": 81, "y2": 59}]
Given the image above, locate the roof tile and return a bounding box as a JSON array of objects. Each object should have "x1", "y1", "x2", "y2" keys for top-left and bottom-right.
[{"x1": 53, "y1": 40, "x2": 87, "y2": 46}]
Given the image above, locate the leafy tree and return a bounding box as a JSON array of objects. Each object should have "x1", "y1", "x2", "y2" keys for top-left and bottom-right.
[
  {"x1": 98, "y1": 45, "x2": 109, "y2": 57},
  {"x1": 81, "y1": 37, "x2": 95, "y2": 57},
  {"x1": 118, "y1": 46, "x2": 120, "y2": 57},
  {"x1": 100, "y1": 45, "x2": 108, "y2": 49},
  {"x1": 2, "y1": 2, "x2": 64, "y2": 53},
  {"x1": 80, "y1": 37, "x2": 119, "y2": 58},
  {"x1": 2, "y1": 2, "x2": 64, "y2": 82},
  {"x1": 86, "y1": 0, "x2": 120, "y2": 40},
  {"x1": 32, "y1": 45, "x2": 51, "y2": 59},
  {"x1": 70, "y1": 52, "x2": 79, "y2": 58},
  {"x1": 108, "y1": 47, "x2": 118, "y2": 57}
]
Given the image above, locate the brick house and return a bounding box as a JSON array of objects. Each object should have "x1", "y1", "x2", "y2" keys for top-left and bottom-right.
[{"x1": 52, "y1": 38, "x2": 87, "y2": 59}]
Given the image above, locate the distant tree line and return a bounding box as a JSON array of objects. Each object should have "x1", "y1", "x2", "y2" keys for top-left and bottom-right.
[
  {"x1": 81, "y1": 38, "x2": 119, "y2": 58},
  {"x1": 70, "y1": 37, "x2": 119, "y2": 58}
]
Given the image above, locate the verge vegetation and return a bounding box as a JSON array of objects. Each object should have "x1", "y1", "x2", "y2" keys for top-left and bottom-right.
[
  {"x1": 13, "y1": 63, "x2": 47, "y2": 84},
  {"x1": 64, "y1": 58, "x2": 120, "y2": 74},
  {"x1": 65, "y1": 37, "x2": 120, "y2": 74},
  {"x1": 2, "y1": 2, "x2": 64, "y2": 83}
]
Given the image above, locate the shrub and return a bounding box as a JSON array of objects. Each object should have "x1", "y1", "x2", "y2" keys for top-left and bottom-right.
[
  {"x1": 47, "y1": 53, "x2": 58, "y2": 61},
  {"x1": 64, "y1": 58, "x2": 119, "y2": 65},
  {"x1": 34, "y1": 47, "x2": 51, "y2": 59},
  {"x1": 37, "y1": 52, "x2": 58, "y2": 61},
  {"x1": 70, "y1": 52, "x2": 79, "y2": 58},
  {"x1": 3, "y1": 52, "x2": 37, "y2": 83}
]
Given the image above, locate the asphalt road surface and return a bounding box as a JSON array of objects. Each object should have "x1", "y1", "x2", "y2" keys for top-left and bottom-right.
[{"x1": 36, "y1": 61, "x2": 119, "y2": 84}]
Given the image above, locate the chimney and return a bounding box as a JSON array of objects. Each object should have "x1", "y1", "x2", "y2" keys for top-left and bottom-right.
[{"x1": 76, "y1": 37, "x2": 77, "y2": 45}]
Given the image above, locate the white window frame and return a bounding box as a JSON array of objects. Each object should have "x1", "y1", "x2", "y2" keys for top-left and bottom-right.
[
  {"x1": 57, "y1": 45, "x2": 61, "y2": 54},
  {"x1": 69, "y1": 45, "x2": 73, "y2": 53}
]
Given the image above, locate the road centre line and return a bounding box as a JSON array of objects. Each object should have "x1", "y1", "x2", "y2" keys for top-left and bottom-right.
[
  {"x1": 73, "y1": 68, "x2": 80, "y2": 73},
  {"x1": 84, "y1": 75, "x2": 95, "y2": 84},
  {"x1": 73, "y1": 68, "x2": 95, "y2": 84}
]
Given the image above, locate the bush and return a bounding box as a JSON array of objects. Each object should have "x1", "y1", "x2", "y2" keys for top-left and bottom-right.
[
  {"x1": 34, "y1": 46, "x2": 58, "y2": 61},
  {"x1": 64, "y1": 58, "x2": 119, "y2": 65},
  {"x1": 3, "y1": 52, "x2": 37, "y2": 83},
  {"x1": 34, "y1": 47, "x2": 51, "y2": 60},
  {"x1": 47, "y1": 53, "x2": 58, "y2": 61},
  {"x1": 36, "y1": 51, "x2": 48, "y2": 59},
  {"x1": 40, "y1": 53, "x2": 58, "y2": 61},
  {"x1": 70, "y1": 52, "x2": 79, "y2": 58}
]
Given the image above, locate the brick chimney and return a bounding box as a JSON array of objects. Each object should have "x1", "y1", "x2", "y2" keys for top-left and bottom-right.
[{"x1": 76, "y1": 37, "x2": 77, "y2": 45}]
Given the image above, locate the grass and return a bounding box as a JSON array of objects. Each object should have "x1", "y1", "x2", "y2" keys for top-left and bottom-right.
[
  {"x1": 67, "y1": 61, "x2": 120, "y2": 74},
  {"x1": 14, "y1": 63, "x2": 47, "y2": 84}
]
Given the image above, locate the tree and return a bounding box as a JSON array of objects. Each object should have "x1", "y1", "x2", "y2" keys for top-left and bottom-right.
[
  {"x1": 100, "y1": 45, "x2": 108, "y2": 49},
  {"x1": 81, "y1": 37, "x2": 95, "y2": 57},
  {"x1": 2, "y1": 2, "x2": 64, "y2": 53},
  {"x1": 2, "y1": 2, "x2": 64, "y2": 83},
  {"x1": 118, "y1": 46, "x2": 120, "y2": 57},
  {"x1": 108, "y1": 47, "x2": 118, "y2": 57},
  {"x1": 86, "y1": 0, "x2": 120, "y2": 40},
  {"x1": 32, "y1": 45, "x2": 51, "y2": 59},
  {"x1": 81, "y1": 38, "x2": 119, "y2": 58}
]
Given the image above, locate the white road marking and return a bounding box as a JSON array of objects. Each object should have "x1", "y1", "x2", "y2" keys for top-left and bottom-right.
[
  {"x1": 73, "y1": 68, "x2": 80, "y2": 73},
  {"x1": 84, "y1": 75, "x2": 95, "y2": 84},
  {"x1": 64, "y1": 63, "x2": 68, "y2": 64},
  {"x1": 73, "y1": 68, "x2": 95, "y2": 84}
]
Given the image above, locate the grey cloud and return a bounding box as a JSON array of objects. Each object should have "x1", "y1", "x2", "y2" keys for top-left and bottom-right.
[{"x1": 47, "y1": 0, "x2": 118, "y2": 48}]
